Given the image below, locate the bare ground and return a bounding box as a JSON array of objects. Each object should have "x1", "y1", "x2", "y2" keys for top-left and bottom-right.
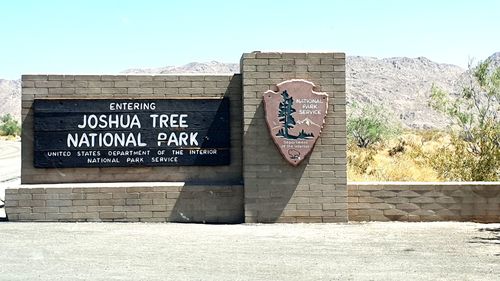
[{"x1": 0, "y1": 222, "x2": 498, "y2": 281}]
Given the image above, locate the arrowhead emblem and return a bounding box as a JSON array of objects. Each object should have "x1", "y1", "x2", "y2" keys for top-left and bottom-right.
[{"x1": 263, "y1": 79, "x2": 328, "y2": 166}]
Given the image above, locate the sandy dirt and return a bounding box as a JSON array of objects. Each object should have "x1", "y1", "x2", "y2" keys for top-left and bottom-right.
[{"x1": 0, "y1": 222, "x2": 498, "y2": 281}]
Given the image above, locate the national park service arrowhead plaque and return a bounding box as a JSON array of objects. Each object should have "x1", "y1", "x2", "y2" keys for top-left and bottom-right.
[{"x1": 263, "y1": 79, "x2": 328, "y2": 166}]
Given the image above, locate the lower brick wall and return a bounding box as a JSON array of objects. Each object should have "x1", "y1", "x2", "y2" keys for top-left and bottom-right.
[
  {"x1": 5, "y1": 183, "x2": 243, "y2": 223},
  {"x1": 6, "y1": 182, "x2": 499, "y2": 223},
  {"x1": 348, "y1": 182, "x2": 500, "y2": 222}
]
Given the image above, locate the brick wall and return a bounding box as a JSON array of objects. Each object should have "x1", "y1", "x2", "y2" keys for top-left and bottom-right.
[
  {"x1": 241, "y1": 52, "x2": 347, "y2": 223},
  {"x1": 15, "y1": 52, "x2": 351, "y2": 223},
  {"x1": 348, "y1": 182, "x2": 500, "y2": 222},
  {"x1": 21, "y1": 74, "x2": 242, "y2": 185},
  {"x1": 5, "y1": 183, "x2": 243, "y2": 223}
]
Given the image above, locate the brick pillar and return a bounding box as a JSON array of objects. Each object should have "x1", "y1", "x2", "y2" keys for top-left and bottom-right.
[{"x1": 241, "y1": 52, "x2": 347, "y2": 223}]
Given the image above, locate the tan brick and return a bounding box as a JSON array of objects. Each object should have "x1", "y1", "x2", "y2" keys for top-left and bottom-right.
[
  {"x1": 385, "y1": 197, "x2": 408, "y2": 204},
  {"x1": 296, "y1": 204, "x2": 322, "y2": 210},
  {"x1": 243, "y1": 58, "x2": 269, "y2": 66},
  {"x1": 410, "y1": 209, "x2": 437, "y2": 216},
  {"x1": 46, "y1": 200, "x2": 72, "y2": 207},
  {"x1": 323, "y1": 203, "x2": 348, "y2": 210},
  {"x1": 6, "y1": 207, "x2": 31, "y2": 214},
  {"x1": 164, "y1": 81, "x2": 191, "y2": 87},
  {"x1": 371, "y1": 203, "x2": 394, "y2": 210},
  {"x1": 140, "y1": 81, "x2": 165, "y2": 88},
  {"x1": 126, "y1": 211, "x2": 153, "y2": 218},
  {"x1": 32, "y1": 207, "x2": 59, "y2": 213},
  {"x1": 100, "y1": 212, "x2": 126, "y2": 219},
  {"x1": 46, "y1": 213, "x2": 73, "y2": 220},
  {"x1": 371, "y1": 190, "x2": 398, "y2": 198},
  {"x1": 396, "y1": 203, "x2": 420, "y2": 211},
  {"x1": 436, "y1": 209, "x2": 458, "y2": 217},
  {"x1": 281, "y1": 210, "x2": 310, "y2": 217},
  {"x1": 369, "y1": 215, "x2": 391, "y2": 221},
  {"x1": 309, "y1": 210, "x2": 337, "y2": 217},
  {"x1": 73, "y1": 199, "x2": 99, "y2": 206},
  {"x1": 88, "y1": 81, "x2": 113, "y2": 87},
  {"x1": 296, "y1": 217, "x2": 323, "y2": 223},
  {"x1": 140, "y1": 205, "x2": 167, "y2": 211},
  {"x1": 112, "y1": 192, "x2": 139, "y2": 199},
  {"x1": 398, "y1": 190, "x2": 421, "y2": 198},
  {"x1": 86, "y1": 193, "x2": 112, "y2": 200},
  {"x1": 18, "y1": 200, "x2": 45, "y2": 207},
  {"x1": 308, "y1": 65, "x2": 334, "y2": 72},
  {"x1": 421, "y1": 203, "x2": 446, "y2": 210},
  {"x1": 114, "y1": 205, "x2": 140, "y2": 212},
  {"x1": 59, "y1": 193, "x2": 85, "y2": 200},
  {"x1": 60, "y1": 206, "x2": 87, "y2": 213},
  {"x1": 19, "y1": 213, "x2": 46, "y2": 221},
  {"x1": 102, "y1": 88, "x2": 127, "y2": 94},
  {"x1": 126, "y1": 199, "x2": 152, "y2": 205},
  {"x1": 99, "y1": 199, "x2": 126, "y2": 206},
  {"x1": 87, "y1": 206, "x2": 113, "y2": 212},
  {"x1": 22, "y1": 74, "x2": 47, "y2": 80},
  {"x1": 384, "y1": 209, "x2": 408, "y2": 216},
  {"x1": 410, "y1": 197, "x2": 434, "y2": 204},
  {"x1": 115, "y1": 81, "x2": 140, "y2": 88},
  {"x1": 128, "y1": 88, "x2": 153, "y2": 94},
  {"x1": 73, "y1": 212, "x2": 100, "y2": 219},
  {"x1": 35, "y1": 81, "x2": 61, "y2": 88},
  {"x1": 22, "y1": 88, "x2": 48, "y2": 96},
  {"x1": 323, "y1": 217, "x2": 348, "y2": 223},
  {"x1": 61, "y1": 81, "x2": 88, "y2": 87},
  {"x1": 359, "y1": 197, "x2": 385, "y2": 203},
  {"x1": 4, "y1": 200, "x2": 18, "y2": 207},
  {"x1": 7, "y1": 193, "x2": 32, "y2": 200},
  {"x1": 348, "y1": 203, "x2": 372, "y2": 209}
]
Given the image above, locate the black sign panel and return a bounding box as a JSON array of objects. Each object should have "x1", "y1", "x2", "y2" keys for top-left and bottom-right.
[{"x1": 33, "y1": 98, "x2": 230, "y2": 168}]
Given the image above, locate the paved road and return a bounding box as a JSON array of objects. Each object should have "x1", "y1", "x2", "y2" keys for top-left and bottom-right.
[
  {"x1": 0, "y1": 140, "x2": 21, "y2": 183},
  {"x1": 0, "y1": 222, "x2": 498, "y2": 281}
]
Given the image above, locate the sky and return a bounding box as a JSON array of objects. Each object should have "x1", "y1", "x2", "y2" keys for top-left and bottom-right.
[{"x1": 1, "y1": 0, "x2": 499, "y2": 79}]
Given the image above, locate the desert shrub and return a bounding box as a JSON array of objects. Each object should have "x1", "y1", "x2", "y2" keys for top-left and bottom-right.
[
  {"x1": 430, "y1": 122, "x2": 499, "y2": 181},
  {"x1": 0, "y1": 114, "x2": 21, "y2": 136},
  {"x1": 347, "y1": 142, "x2": 376, "y2": 176},
  {"x1": 347, "y1": 103, "x2": 400, "y2": 148},
  {"x1": 429, "y1": 60, "x2": 500, "y2": 181},
  {"x1": 347, "y1": 132, "x2": 443, "y2": 182}
]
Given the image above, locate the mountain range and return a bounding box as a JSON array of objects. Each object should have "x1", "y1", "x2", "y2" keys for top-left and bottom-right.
[{"x1": 2, "y1": 53, "x2": 499, "y2": 129}]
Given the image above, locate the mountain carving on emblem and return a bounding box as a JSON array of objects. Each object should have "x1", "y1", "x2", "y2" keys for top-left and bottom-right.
[{"x1": 295, "y1": 118, "x2": 321, "y2": 127}]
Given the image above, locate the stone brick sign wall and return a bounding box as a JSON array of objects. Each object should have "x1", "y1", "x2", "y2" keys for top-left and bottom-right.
[
  {"x1": 8, "y1": 52, "x2": 347, "y2": 223},
  {"x1": 7, "y1": 51, "x2": 497, "y2": 223},
  {"x1": 241, "y1": 52, "x2": 347, "y2": 223}
]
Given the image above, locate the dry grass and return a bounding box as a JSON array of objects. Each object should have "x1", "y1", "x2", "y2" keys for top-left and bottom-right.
[
  {"x1": 0, "y1": 135, "x2": 20, "y2": 141},
  {"x1": 348, "y1": 131, "x2": 449, "y2": 181}
]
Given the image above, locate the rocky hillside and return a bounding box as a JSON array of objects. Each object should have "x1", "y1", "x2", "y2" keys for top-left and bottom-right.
[
  {"x1": 347, "y1": 56, "x2": 464, "y2": 129},
  {"x1": 2, "y1": 54, "x2": 498, "y2": 128},
  {"x1": 0, "y1": 79, "x2": 21, "y2": 121}
]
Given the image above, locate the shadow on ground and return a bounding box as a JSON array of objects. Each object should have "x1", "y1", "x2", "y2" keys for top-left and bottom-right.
[{"x1": 469, "y1": 227, "x2": 500, "y2": 256}]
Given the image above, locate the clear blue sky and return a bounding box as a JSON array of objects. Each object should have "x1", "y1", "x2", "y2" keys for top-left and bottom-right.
[{"x1": 1, "y1": 0, "x2": 499, "y2": 79}]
